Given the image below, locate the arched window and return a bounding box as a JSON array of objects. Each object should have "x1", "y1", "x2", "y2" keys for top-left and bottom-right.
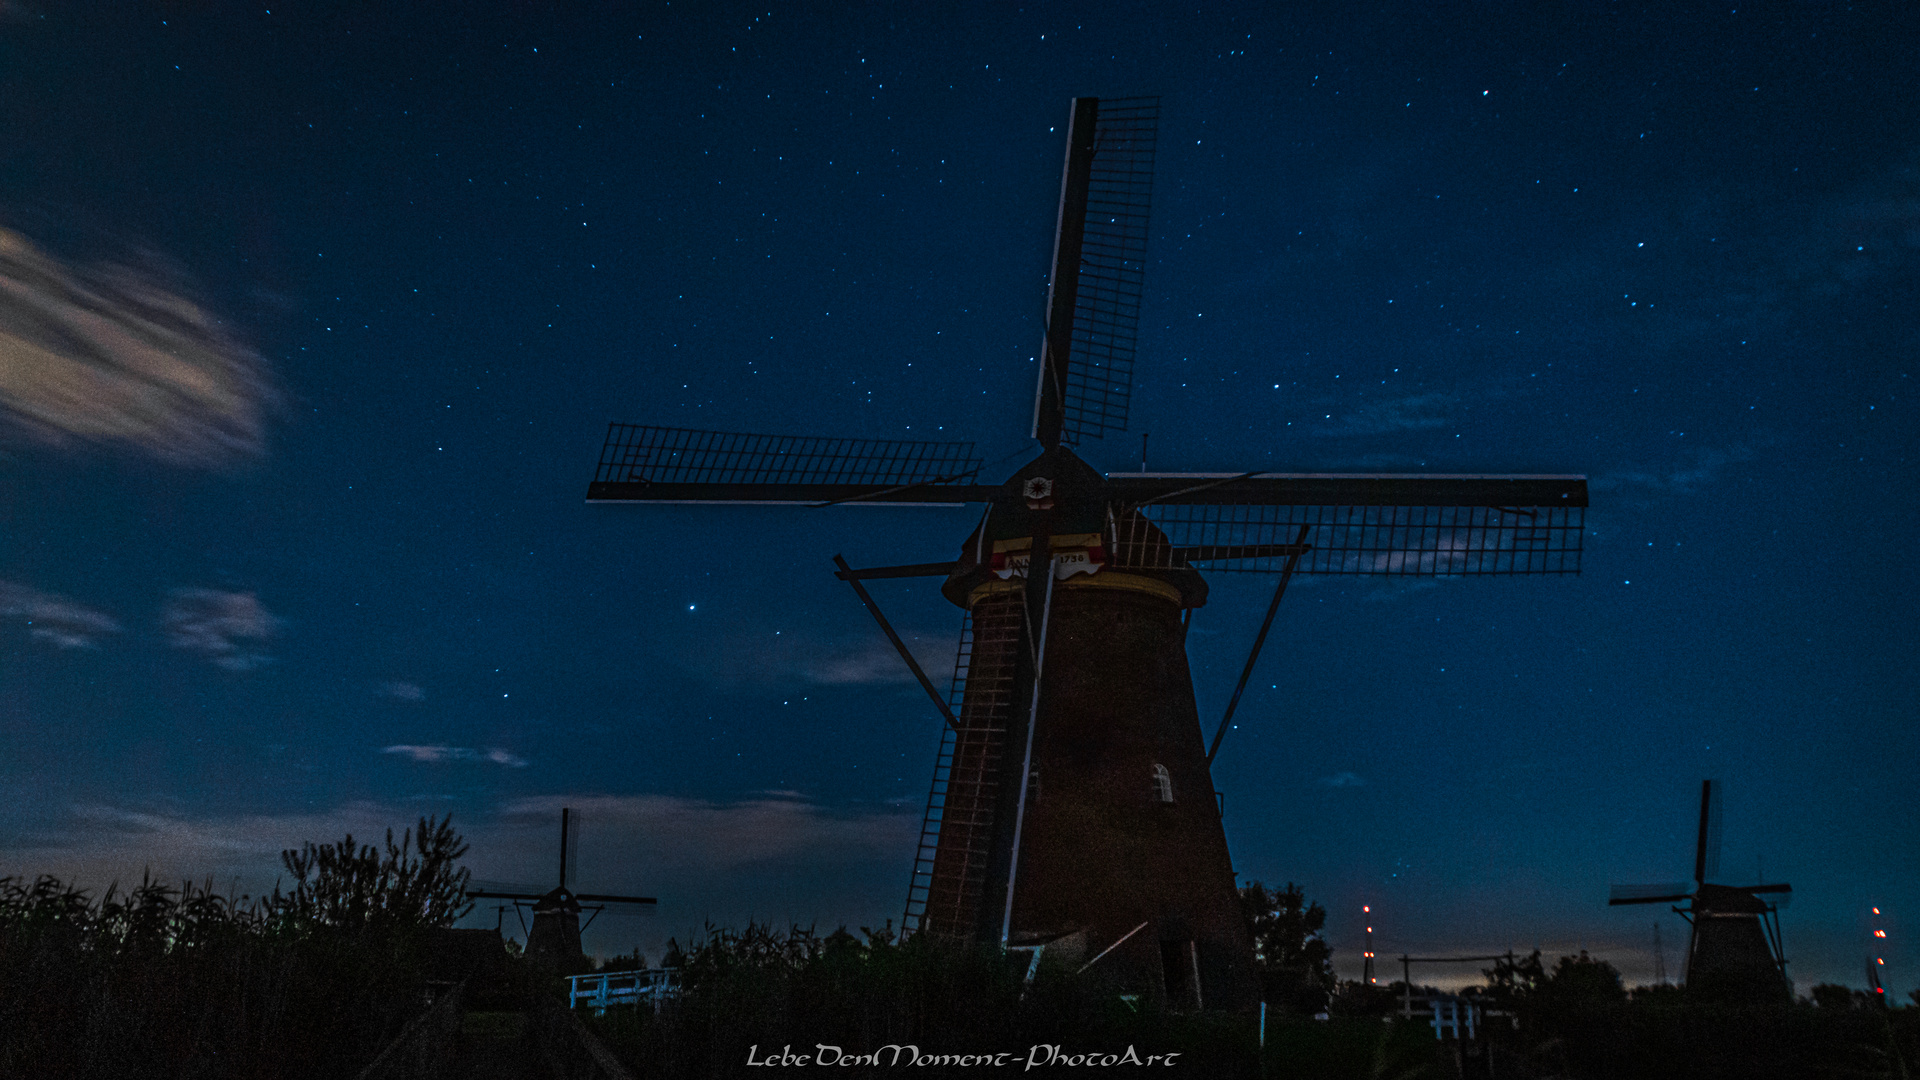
[{"x1": 1151, "y1": 764, "x2": 1174, "y2": 804}]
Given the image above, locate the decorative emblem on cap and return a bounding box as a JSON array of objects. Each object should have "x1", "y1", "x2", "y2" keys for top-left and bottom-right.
[{"x1": 1023, "y1": 476, "x2": 1054, "y2": 510}]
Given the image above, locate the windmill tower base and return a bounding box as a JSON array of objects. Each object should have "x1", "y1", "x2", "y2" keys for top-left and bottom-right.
[
  {"x1": 922, "y1": 496, "x2": 1260, "y2": 1012},
  {"x1": 524, "y1": 889, "x2": 591, "y2": 976},
  {"x1": 1686, "y1": 893, "x2": 1790, "y2": 1002},
  {"x1": 1003, "y1": 573, "x2": 1259, "y2": 1012}
]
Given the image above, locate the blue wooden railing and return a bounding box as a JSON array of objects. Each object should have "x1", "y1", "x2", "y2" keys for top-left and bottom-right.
[{"x1": 566, "y1": 968, "x2": 680, "y2": 1014}]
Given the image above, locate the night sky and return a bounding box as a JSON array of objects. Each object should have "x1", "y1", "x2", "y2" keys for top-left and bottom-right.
[{"x1": 2, "y1": 3, "x2": 1915, "y2": 993}]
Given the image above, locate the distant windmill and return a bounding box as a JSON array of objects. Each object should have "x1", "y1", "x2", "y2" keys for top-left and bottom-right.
[
  {"x1": 1609, "y1": 780, "x2": 1791, "y2": 998},
  {"x1": 586, "y1": 97, "x2": 1586, "y2": 1010},
  {"x1": 470, "y1": 808, "x2": 656, "y2": 973}
]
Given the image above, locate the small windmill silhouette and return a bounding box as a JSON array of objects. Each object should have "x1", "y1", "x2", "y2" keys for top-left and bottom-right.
[
  {"x1": 1609, "y1": 780, "x2": 1791, "y2": 998},
  {"x1": 470, "y1": 808, "x2": 656, "y2": 973}
]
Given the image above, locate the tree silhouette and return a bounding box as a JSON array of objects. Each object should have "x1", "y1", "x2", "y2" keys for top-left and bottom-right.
[
  {"x1": 1481, "y1": 949, "x2": 1547, "y2": 1008},
  {"x1": 1239, "y1": 880, "x2": 1333, "y2": 1014},
  {"x1": 1540, "y1": 950, "x2": 1626, "y2": 1006}
]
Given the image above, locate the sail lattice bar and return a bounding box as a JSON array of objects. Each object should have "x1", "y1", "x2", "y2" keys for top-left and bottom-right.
[
  {"x1": 589, "y1": 425, "x2": 984, "y2": 501},
  {"x1": 1060, "y1": 97, "x2": 1158, "y2": 447},
  {"x1": 1115, "y1": 500, "x2": 1584, "y2": 576},
  {"x1": 1108, "y1": 472, "x2": 1588, "y2": 508}
]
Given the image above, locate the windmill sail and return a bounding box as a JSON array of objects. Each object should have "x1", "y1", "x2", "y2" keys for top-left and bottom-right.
[
  {"x1": 588, "y1": 425, "x2": 988, "y2": 505},
  {"x1": 1034, "y1": 97, "x2": 1159, "y2": 449},
  {"x1": 1106, "y1": 473, "x2": 1586, "y2": 576},
  {"x1": 562, "y1": 807, "x2": 581, "y2": 891},
  {"x1": 1609, "y1": 882, "x2": 1695, "y2": 905},
  {"x1": 1696, "y1": 778, "x2": 1723, "y2": 884}
]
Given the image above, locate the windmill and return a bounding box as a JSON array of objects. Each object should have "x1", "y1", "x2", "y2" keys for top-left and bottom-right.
[
  {"x1": 469, "y1": 808, "x2": 657, "y2": 974},
  {"x1": 586, "y1": 97, "x2": 1586, "y2": 1011},
  {"x1": 1609, "y1": 780, "x2": 1791, "y2": 999}
]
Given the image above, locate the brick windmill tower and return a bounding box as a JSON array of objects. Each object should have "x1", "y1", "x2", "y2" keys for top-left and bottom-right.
[{"x1": 587, "y1": 97, "x2": 1586, "y2": 1010}]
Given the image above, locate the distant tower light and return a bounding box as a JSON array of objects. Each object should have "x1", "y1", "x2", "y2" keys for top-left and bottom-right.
[{"x1": 1362, "y1": 907, "x2": 1376, "y2": 987}]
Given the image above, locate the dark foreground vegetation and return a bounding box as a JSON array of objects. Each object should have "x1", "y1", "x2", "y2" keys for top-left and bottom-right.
[
  {"x1": 585, "y1": 922, "x2": 1259, "y2": 1077},
  {"x1": 0, "y1": 816, "x2": 485, "y2": 1079},
  {"x1": 580, "y1": 921, "x2": 1920, "y2": 1080},
  {"x1": 5, "y1": 822, "x2": 1917, "y2": 1079}
]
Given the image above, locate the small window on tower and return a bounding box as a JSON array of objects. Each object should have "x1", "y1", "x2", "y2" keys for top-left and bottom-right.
[{"x1": 1151, "y1": 764, "x2": 1174, "y2": 804}]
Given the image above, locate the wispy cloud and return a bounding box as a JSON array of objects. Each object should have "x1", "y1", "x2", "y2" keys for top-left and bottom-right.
[
  {"x1": 1314, "y1": 392, "x2": 1459, "y2": 438},
  {"x1": 0, "y1": 228, "x2": 274, "y2": 467},
  {"x1": 802, "y1": 636, "x2": 935, "y2": 686},
  {"x1": 3, "y1": 802, "x2": 406, "y2": 887},
  {"x1": 12, "y1": 795, "x2": 913, "y2": 888},
  {"x1": 486, "y1": 793, "x2": 916, "y2": 876},
  {"x1": 1591, "y1": 443, "x2": 1758, "y2": 495},
  {"x1": 4, "y1": 795, "x2": 920, "y2": 960},
  {"x1": 162, "y1": 588, "x2": 281, "y2": 670},
  {"x1": 382, "y1": 745, "x2": 528, "y2": 768},
  {"x1": 672, "y1": 621, "x2": 948, "y2": 690},
  {"x1": 0, "y1": 579, "x2": 121, "y2": 648},
  {"x1": 1788, "y1": 154, "x2": 1920, "y2": 293},
  {"x1": 380, "y1": 681, "x2": 426, "y2": 702},
  {"x1": 378, "y1": 737, "x2": 529, "y2": 764},
  {"x1": 1318, "y1": 771, "x2": 1367, "y2": 788}
]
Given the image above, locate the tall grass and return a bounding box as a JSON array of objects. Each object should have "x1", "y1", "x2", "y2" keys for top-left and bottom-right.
[{"x1": 0, "y1": 815, "x2": 471, "y2": 1079}]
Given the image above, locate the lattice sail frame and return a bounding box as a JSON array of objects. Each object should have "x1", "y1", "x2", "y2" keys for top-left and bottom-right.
[
  {"x1": 1061, "y1": 97, "x2": 1158, "y2": 447},
  {"x1": 594, "y1": 425, "x2": 982, "y2": 488},
  {"x1": 1111, "y1": 501, "x2": 1584, "y2": 576}
]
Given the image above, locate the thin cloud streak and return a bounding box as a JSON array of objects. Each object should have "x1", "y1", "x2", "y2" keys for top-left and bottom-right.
[
  {"x1": 1591, "y1": 444, "x2": 1758, "y2": 495},
  {"x1": 489, "y1": 793, "x2": 914, "y2": 873},
  {"x1": 0, "y1": 579, "x2": 121, "y2": 648},
  {"x1": 380, "y1": 681, "x2": 427, "y2": 702},
  {"x1": 672, "y1": 622, "x2": 944, "y2": 689},
  {"x1": 382, "y1": 745, "x2": 529, "y2": 768},
  {"x1": 162, "y1": 588, "x2": 281, "y2": 670},
  {"x1": 2, "y1": 802, "x2": 406, "y2": 893},
  {"x1": 2, "y1": 796, "x2": 920, "y2": 961},
  {"x1": 1313, "y1": 392, "x2": 1460, "y2": 438},
  {"x1": 803, "y1": 635, "x2": 936, "y2": 686},
  {"x1": 0, "y1": 228, "x2": 274, "y2": 467}
]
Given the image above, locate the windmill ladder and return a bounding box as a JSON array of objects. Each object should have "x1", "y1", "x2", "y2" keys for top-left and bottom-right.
[{"x1": 902, "y1": 596, "x2": 1023, "y2": 938}]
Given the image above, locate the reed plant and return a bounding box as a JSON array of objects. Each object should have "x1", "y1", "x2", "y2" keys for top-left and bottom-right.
[{"x1": 0, "y1": 815, "x2": 470, "y2": 1080}]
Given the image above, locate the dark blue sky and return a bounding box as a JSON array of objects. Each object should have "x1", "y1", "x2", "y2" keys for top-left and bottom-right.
[{"x1": 1, "y1": 2, "x2": 1914, "y2": 991}]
